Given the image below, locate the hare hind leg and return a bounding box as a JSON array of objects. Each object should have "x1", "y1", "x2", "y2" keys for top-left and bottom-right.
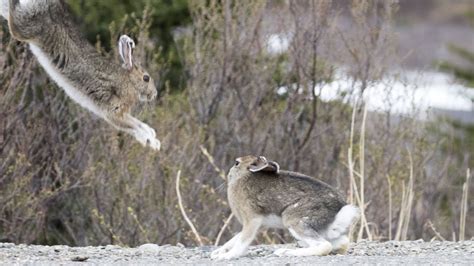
[
  {"x1": 0, "y1": 0, "x2": 8, "y2": 19},
  {"x1": 10, "y1": 0, "x2": 60, "y2": 18},
  {"x1": 7, "y1": 0, "x2": 48, "y2": 41},
  {"x1": 330, "y1": 235, "x2": 349, "y2": 254},
  {"x1": 274, "y1": 225, "x2": 332, "y2": 257}
]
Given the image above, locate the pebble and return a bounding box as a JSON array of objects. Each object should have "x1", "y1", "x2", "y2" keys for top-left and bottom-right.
[
  {"x1": 0, "y1": 241, "x2": 472, "y2": 264},
  {"x1": 137, "y1": 243, "x2": 161, "y2": 254},
  {"x1": 71, "y1": 256, "x2": 89, "y2": 262}
]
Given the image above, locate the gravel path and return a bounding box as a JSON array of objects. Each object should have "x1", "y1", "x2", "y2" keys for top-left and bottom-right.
[{"x1": 1, "y1": 240, "x2": 473, "y2": 265}]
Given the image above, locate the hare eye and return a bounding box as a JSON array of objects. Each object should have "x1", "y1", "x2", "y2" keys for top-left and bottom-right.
[
  {"x1": 143, "y1": 75, "x2": 150, "y2": 83},
  {"x1": 234, "y1": 161, "x2": 240, "y2": 166}
]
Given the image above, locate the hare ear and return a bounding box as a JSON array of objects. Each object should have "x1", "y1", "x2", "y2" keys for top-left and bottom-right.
[
  {"x1": 118, "y1": 35, "x2": 135, "y2": 71},
  {"x1": 249, "y1": 156, "x2": 280, "y2": 174}
]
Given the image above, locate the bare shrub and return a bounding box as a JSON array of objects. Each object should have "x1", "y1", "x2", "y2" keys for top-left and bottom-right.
[{"x1": 0, "y1": 0, "x2": 471, "y2": 246}]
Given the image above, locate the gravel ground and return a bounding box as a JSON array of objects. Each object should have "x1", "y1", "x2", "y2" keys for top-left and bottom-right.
[{"x1": 0, "y1": 240, "x2": 473, "y2": 265}]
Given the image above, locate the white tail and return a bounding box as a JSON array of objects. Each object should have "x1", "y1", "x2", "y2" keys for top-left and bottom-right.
[{"x1": 326, "y1": 205, "x2": 360, "y2": 239}]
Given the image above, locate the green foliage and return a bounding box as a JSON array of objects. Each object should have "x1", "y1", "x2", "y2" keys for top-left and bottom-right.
[
  {"x1": 435, "y1": 11, "x2": 474, "y2": 230},
  {"x1": 437, "y1": 9, "x2": 474, "y2": 89},
  {"x1": 438, "y1": 44, "x2": 474, "y2": 88},
  {"x1": 436, "y1": 12, "x2": 474, "y2": 165}
]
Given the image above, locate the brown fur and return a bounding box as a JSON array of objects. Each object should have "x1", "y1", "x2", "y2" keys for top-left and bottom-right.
[
  {"x1": 8, "y1": 0, "x2": 155, "y2": 114},
  {"x1": 228, "y1": 155, "x2": 346, "y2": 232},
  {"x1": 211, "y1": 155, "x2": 356, "y2": 259},
  {"x1": 6, "y1": 0, "x2": 160, "y2": 149}
]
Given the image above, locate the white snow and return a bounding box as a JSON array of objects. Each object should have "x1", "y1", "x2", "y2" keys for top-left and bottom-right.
[
  {"x1": 278, "y1": 70, "x2": 474, "y2": 116},
  {"x1": 267, "y1": 34, "x2": 473, "y2": 116},
  {"x1": 267, "y1": 34, "x2": 290, "y2": 55}
]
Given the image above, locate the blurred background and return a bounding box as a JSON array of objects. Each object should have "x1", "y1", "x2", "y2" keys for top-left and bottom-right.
[{"x1": 0, "y1": 0, "x2": 472, "y2": 246}]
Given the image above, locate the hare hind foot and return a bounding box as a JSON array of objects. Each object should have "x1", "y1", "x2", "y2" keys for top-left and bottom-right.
[
  {"x1": 274, "y1": 241, "x2": 332, "y2": 257},
  {"x1": 330, "y1": 235, "x2": 349, "y2": 255},
  {"x1": 274, "y1": 226, "x2": 332, "y2": 257}
]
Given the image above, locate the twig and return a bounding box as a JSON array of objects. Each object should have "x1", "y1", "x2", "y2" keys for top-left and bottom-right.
[
  {"x1": 401, "y1": 149, "x2": 414, "y2": 240},
  {"x1": 459, "y1": 168, "x2": 470, "y2": 241},
  {"x1": 214, "y1": 213, "x2": 234, "y2": 246},
  {"x1": 394, "y1": 149, "x2": 415, "y2": 241},
  {"x1": 348, "y1": 101, "x2": 357, "y2": 205},
  {"x1": 426, "y1": 220, "x2": 446, "y2": 241},
  {"x1": 200, "y1": 145, "x2": 226, "y2": 180},
  {"x1": 394, "y1": 181, "x2": 406, "y2": 241},
  {"x1": 348, "y1": 103, "x2": 372, "y2": 241},
  {"x1": 357, "y1": 105, "x2": 372, "y2": 241},
  {"x1": 176, "y1": 170, "x2": 204, "y2": 246},
  {"x1": 386, "y1": 174, "x2": 392, "y2": 240}
]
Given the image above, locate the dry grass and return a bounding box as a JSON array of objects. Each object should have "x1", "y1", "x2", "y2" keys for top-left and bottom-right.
[
  {"x1": 459, "y1": 168, "x2": 470, "y2": 241},
  {"x1": 394, "y1": 149, "x2": 415, "y2": 241},
  {"x1": 347, "y1": 104, "x2": 372, "y2": 241}
]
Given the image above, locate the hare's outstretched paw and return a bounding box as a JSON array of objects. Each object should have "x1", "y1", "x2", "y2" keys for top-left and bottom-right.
[
  {"x1": 146, "y1": 137, "x2": 161, "y2": 151},
  {"x1": 141, "y1": 122, "x2": 157, "y2": 138},
  {"x1": 142, "y1": 124, "x2": 160, "y2": 150},
  {"x1": 109, "y1": 115, "x2": 160, "y2": 151},
  {"x1": 133, "y1": 129, "x2": 161, "y2": 151}
]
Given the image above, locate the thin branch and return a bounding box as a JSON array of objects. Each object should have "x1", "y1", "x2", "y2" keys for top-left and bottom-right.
[
  {"x1": 214, "y1": 213, "x2": 234, "y2": 246},
  {"x1": 459, "y1": 168, "x2": 470, "y2": 241},
  {"x1": 386, "y1": 174, "x2": 393, "y2": 240},
  {"x1": 176, "y1": 170, "x2": 204, "y2": 246},
  {"x1": 426, "y1": 220, "x2": 446, "y2": 241},
  {"x1": 199, "y1": 145, "x2": 226, "y2": 180}
]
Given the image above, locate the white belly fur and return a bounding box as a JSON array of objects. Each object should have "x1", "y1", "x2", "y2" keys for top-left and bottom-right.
[
  {"x1": 29, "y1": 43, "x2": 104, "y2": 118},
  {"x1": 262, "y1": 214, "x2": 285, "y2": 229}
]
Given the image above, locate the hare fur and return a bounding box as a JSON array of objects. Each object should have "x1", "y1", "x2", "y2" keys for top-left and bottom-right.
[
  {"x1": 211, "y1": 155, "x2": 360, "y2": 260},
  {"x1": 1, "y1": 0, "x2": 160, "y2": 150}
]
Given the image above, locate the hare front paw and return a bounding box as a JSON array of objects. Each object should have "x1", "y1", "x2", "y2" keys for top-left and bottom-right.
[
  {"x1": 140, "y1": 123, "x2": 156, "y2": 138},
  {"x1": 210, "y1": 247, "x2": 229, "y2": 259},
  {"x1": 146, "y1": 137, "x2": 161, "y2": 151},
  {"x1": 133, "y1": 129, "x2": 161, "y2": 151},
  {"x1": 212, "y1": 250, "x2": 244, "y2": 260}
]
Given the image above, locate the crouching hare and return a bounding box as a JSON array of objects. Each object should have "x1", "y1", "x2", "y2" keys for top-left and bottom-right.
[
  {"x1": 1, "y1": 0, "x2": 160, "y2": 150},
  {"x1": 211, "y1": 155, "x2": 360, "y2": 260}
]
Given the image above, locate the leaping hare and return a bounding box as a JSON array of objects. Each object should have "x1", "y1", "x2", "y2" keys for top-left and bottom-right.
[
  {"x1": 211, "y1": 155, "x2": 360, "y2": 260},
  {"x1": 1, "y1": 0, "x2": 161, "y2": 150}
]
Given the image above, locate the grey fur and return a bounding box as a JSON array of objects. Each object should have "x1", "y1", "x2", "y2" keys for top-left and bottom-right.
[
  {"x1": 228, "y1": 155, "x2": 346, "y2": 232},
  {"x1": 4, "y1": 0, "x2": 160, "y2": 150},
  {"x1": 212, "y1": 155, "x2": 358, "y2": 259}
]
